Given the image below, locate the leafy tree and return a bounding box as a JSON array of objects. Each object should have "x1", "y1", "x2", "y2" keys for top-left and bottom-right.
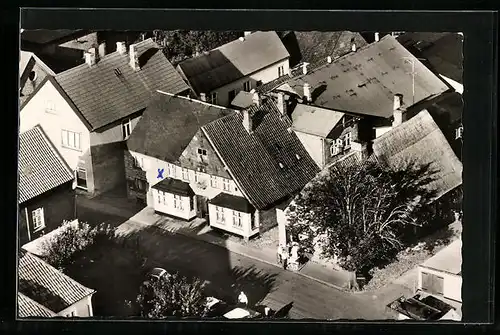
[
  {"x1": 286, "y1": 158, "x2": 437, "y2": 275},
  {"x1": 146, "y1": 30, "x2": 242, "y2": 65},
  {"x1": 136, "y1": 272, "x2": 208, "y2": 318}
]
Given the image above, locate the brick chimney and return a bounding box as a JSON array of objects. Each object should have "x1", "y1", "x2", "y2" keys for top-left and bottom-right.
[
  {"x1": 277, "y1": 92, "x2": 286, "y2": 117},
  {"x1": 302, "y1": 62, "x2": 309, "y2": 75},
  {"x1": 98, "y1": 42, "x2": 106, "y2": 59},
  {"x1": 392, "y1": 94, "x2": 407, "y2": 127},
  {"x1": 242, "y1": 109, "x2": 253, "y2": 134},
  {"x1": 374, "y1": 32, "x2": 380, "y2": 42},
  {"x1": 129, "y1": 44, "x2": 140, "y2": 71},
  {"x1": 303, "y1": 82, "x2": 311, "y2": 102},
  {"x1": 252, "y1": 90, "x2": 261, "y2": 107},
  {"x1": 116, "y1": 41, "x2": 127, "y2": 55},
  {"x1": 84, "y1": 48, "x2": 97, "y2": 67}
]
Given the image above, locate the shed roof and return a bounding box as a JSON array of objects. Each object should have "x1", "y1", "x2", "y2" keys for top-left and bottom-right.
[
  {"x1": 178, "y1": 31, "x2": 290, "y2": 94},
  {"x1": 287, "y1": 35, "x2": 450, "y2": 118},
  {"x1": 291, "y1": 103, "x2": 345, "y2": 137},
  {"x1": 18, "y1": 125, "x2": 74, "y2": 204},
  {"x1": 151, "y1": 178, "x2": 194, "y2": 197},
  {"x1": 126, "y1": 92, "x2": 233, "y2": 163},
  {"x1": 54, "y1": 38, "x2": 190, "y2": 130},
  {"x1": 420, "y1": 238, "x2": 462, "y2": 275},
  {"x1": 210, "y1": 193, "x2": 255, "y2": 213}
]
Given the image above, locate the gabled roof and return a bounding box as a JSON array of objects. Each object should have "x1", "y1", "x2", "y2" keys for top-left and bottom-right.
[
  {"x1": 127, "y1": 91, "x2": 234, "y2": 163},
  {"x1": 18, "y1": 125, "x2": 74, "y2": 204},
  {"x1": 151, "y1": 178, "x2": 194, "y2": 197},
  {"x1": 202, "y1": 98, "x2": 320, "y2": 209},
  {"x1": 18, "y1": 251, "x2": 95, "y2": 313},
  {"x1": 19, "y1": 51, "x2": 56, "y2": 83},
  {"x1": 178, "y1": 31, "x2": 290, "y2": 94},
  {"x1": 420, "y1": 238, "x2": 462, "y2": 275},
  {"x1": 291, "y1": 103, "x2": 345, "y2": 137},
  {"x1": 372, "y1": 110, "x2": 462, "y2": 199},
  {"x1": 287, "y1": 35, "x2": 450, "y2": 118},
  {"x1": 18, "y1": 292, "x2": 57, "y2": 318},
  {"x1": 54, "y1": 38, "x2": 190, "y2": 130}
]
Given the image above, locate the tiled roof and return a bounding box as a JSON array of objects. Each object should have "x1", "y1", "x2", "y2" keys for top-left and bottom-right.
[
  {"x1": 127, "y1": 92, "x2": 234, "y2": 163},
  {"x1": 18, "y1": 125, "x2": 74, "y2": 204},
  {"x1": 55, "y1": 38, "x2": 190, "y2": 130},
  {"x1": 231, "y1": 91, "x2": 254, "y2": 109},
  {"x1": 18, "y1": 251, "x2": 95, "y2": 313},
  {"x1": 19, "y1": 51, "x2": 56, "y2": 85},
  {"x1": 178, "y1": 31, "x2": 290, "y2": 94},
  {"x1": 287, "y1": 35, "x2": 450, "y2": 118},
  {"x1": 18, "y1": 292, "x2": 57, "y2": 318},
  {"x1": 255, "y1": 74, "x2": 292, "y2": 94},
  {"x1": 203, "y1": 98, "x2": 320, "y2": 209},
  {"x1": 372, "y1": 110, "x2": 462, "y2": 199},
  {"x1": 151, "y1": 178, "x2": 194, "y2": 197},
  {"x1": 210, "y1": 192, "x2": 255, "y2": 213},
  {"x1": 291, "y1": 103, "x2": 345, "y2": 138}
]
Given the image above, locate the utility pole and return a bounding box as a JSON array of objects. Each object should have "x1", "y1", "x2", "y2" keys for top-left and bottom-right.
[{"x1": 402, "y1": 57, "x2": 426, "y2": 105}]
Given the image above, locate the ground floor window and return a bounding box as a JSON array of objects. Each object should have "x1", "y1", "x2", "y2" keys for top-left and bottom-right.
[
  {"x1": 232, "y1": 211, "x2": 243, "y2": 229},
  {"x1": 215, "y1": 206, "x2": 225, "y2": 223},
  {"x1": 421, "y1": 272, "x2": 444, "y2": 295},
  {"x1": 76, "y1": 167, "x2": 88, "y2": 190},
  {"x1": 174, "y1": 195, "x2": 184, "y2": 210},
  {"x1": 32, "y1": 207, "x2": 45, "y2": 231}
]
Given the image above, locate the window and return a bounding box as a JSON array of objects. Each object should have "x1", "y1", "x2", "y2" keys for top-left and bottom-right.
[
  {"x1": 210, "y1": 175, "x2": 219, "y2": 189},
  {"x1": 455, "y1": 125, "x2": 463, "y2": 139},
  {"x1": 197, "y1": 148, "x2": 208, "y2": 156},
  {"x1": 278, "y1": 65, "x2": 285, "y2": 77},
  {"x1": 134, "y1": 178, "x2": 146, "y2": 191},
  {"x1": 182, "y1": 168, "x2": 189, "y2": 181},
  {"x1": 45, "y1": 100, "x2": 56, "y2": 114},
  {"x1": 61, "y1": 130, "x2": 81, "y2": 150},
  {"x1": 157, "y1": 193, "x2": 161, "y2": 204},
  {"x1": 421, "y1": 272, "x2": 444, "y2": 295},
  {"x1": 228, "y1": 90, "x2": 236, "y2": 103},
  {"x1": 28, "y1": 71, "x2": 37, "y2": 81},
  {"x1": 189, "y1": 196, "x2": 194, "y2": 211},
  {"x1": 194, "y1": 172, "x2": 200, "y2": 183},
  {"x1": 174, "y1": 195, "x2": 184, "y2": 210},
  {"x1": 232, "y1": 211, "x2": 243, "y2": 228},
  {"x1": 344, "y1": 132, "x2": 352, "y2": 148},
  {"x1": 215, "y1": 206, "x2": 225, "y2": 223},
  {"x1": 122, "y1": 119, "x2": 132, "y2": 139},
  {"x1": 243, "y1": 81, "x2": 251, "y2": 92},
  {"x1": 223, "y1": 178, "x2": 230, "y2": 191},
  {"x1": 162, "y1": 193, "x2": 166, "y2": 205},
  {"x1": 168, "y1": 164, "x2": 177, "y2": 178},
  {"x1": 209, "y1": 92, "x2": 217, "y2": 105},
  {"x1": 32, "y1": 208, "x2": 45, "y2": 231},
  {"x1": 65, "y1": 311, "x2": 76, "y2": 317},
  {"x1": 76, "y1": 167, "x2": 87, "y2": 189}
]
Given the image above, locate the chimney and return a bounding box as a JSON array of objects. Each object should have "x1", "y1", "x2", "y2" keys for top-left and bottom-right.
[
  {"x1": 393, "y1": 93, "x2": 404, "y2": 111},
  {"x1": 129, "y1": 44, "x2": 140, "y2": 71},
  {"x1": 327, "y1": 56, "x2": 332, "y2": 64},
  {"x1": 84, "y1": 48, "x2": 97, "y2": 67},
  {"x1": 242, "y1": 109, "x2": 253, "y2": 134},
  {"x1": 351, "y1": 43, "x2": 357, "y2": 52},
  {"x1": 244, "y1": 31, "x2": 252, "y2": 36},
  {"x1": 392, "y1": 94, "x2": 407, "y2": 127},
  {"x1": 277, "y1": 92, "x2": 286, "y2": 117},
  {"x1": 252, "y1": 91, "x2": 261, "y2": 107},
  {"x1": 374, "y1": 32, "x2": 380, "y2": 42},
  {"x1": 200, "y1": 93, "x2": 206, "y2": 102},
  {"x1": 116, "y1": 41, "x2": 127, "y2": 55},
  {"x1": 98, "y1": 42, "x2": 106, "y2": 59},
  {"x1": 303, "y1": 82, "x2": 311, "y2": 102},
  {"x1": 302, "y1": 62, "x2": 309, "y2": 75}
]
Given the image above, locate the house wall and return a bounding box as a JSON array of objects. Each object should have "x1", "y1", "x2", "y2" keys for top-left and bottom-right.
[
  {"x1": 20, "y1": 80, "x2": 91, "y2": 173},
  {"x1": 294, "y1": 132, "x2": 324, "y2": 168},
  {"x1": 57, "y1": 294, "x2": 94, "y2": 317},
  {"x1": 124, "y1": 150, "x2": 149, "y2": 204},
  {"x1": 90, "y1": 142, "x2": 126, "y2": 195},
  {"x1": 208, "y1": 204, "x2": 255, "y2": 238},
  {"x1": 257, "y1": 205, "x2": 279, "y2": 234},
  {"x1": 89, "y1": 114, "x2": 142, "y2": 147},
  {"x1": 208, "y1": 59, "x2": 290, "y2": 107},
  {"x1": 18, "y1": 182, "x2": 76, "y2": 245},
  {"x1": 152, "y1": 189, "x2": 196, "y2": 220},
  {"x1": 418, "y1": 266, "x2": 462, "y2": 303}
]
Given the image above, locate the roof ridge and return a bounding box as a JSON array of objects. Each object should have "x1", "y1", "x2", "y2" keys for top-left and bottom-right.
[{"x1": 155, "y1": 90, "x2": 233, "y2": 111}]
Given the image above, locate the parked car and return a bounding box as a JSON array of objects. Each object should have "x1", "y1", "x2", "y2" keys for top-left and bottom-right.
[{"x1": 204, "y1": 296, "x2": 261, "y2": 319}]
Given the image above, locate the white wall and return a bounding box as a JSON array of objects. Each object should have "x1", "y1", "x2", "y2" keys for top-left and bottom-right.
[
  {"x1": 375, "y1": 126, "x2": 393, "y2": 138},
  {"x1": 90, "y1": 114, "x2": 142, "y2": 146},
  {"x1": 209, "y1": 59, "x2": 290, "y2": 107},
  {"x1": 208, "y1": 203, "x2": 256, "y2": 238},
  {"x1": 57, "y1": 294, "x2": 94, "y2": 317},
  {"x1": 418, "y1": 266, "x2": 462, "y2": 303},
  {"x1": 20, "y1": 80, "x2": 91, "y2": 170},
  {"x1": 152, "y1": 189, "x2": 196, "y2": 220},
  {"x1": 294, "y1": 131, "x2": 324, "y2": 168}
]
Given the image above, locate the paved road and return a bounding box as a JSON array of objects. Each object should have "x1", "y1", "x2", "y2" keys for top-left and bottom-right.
[{"x1": 78, "y1": 200, "x2": 393, "y2": 320}]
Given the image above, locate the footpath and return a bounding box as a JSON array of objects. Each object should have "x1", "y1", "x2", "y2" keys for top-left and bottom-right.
[{"x1": 77, "y1": 193, "x2": 352, "y2": 291}]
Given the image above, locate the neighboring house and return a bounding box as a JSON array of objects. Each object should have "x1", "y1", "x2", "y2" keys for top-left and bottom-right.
[
  {"x1": 19, "y1": 51, "x2": 56, "y2": 106},
  {"x1": 126, "y1": 90, "x2": 319, "y2": 239},
  {"x1": 18, "y1": 250, "x2": 96, "y2": 318},
  {"x1": 177, "y1": 31, "x2": 290, "y2": 107},
  {"x1": 20, "y1": 38, "x2": 190, "y2": 196},
  {"x1": 279, "y1": 31, "x2": 368, "y2": 69},
  {"x1": 18, "y1": 125, "x2": 76, "y2": 246},
  {"x1": 388, "y1": 238, "x2": 462, "y2": 321}
]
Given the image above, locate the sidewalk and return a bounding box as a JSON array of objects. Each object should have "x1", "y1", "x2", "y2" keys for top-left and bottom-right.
[{"x1": 77, "y1": 194, "x2": 352, "y2": 290}]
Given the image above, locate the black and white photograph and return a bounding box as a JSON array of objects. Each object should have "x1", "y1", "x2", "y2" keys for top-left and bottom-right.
[{"x1": 18, "y1": 28, "x2": 464, "y2": 321}]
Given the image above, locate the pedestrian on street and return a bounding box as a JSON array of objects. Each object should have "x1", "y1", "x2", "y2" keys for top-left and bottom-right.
[
  {"x1": 277, "y1": 244, "x2": 284, "y2": 265},
  {"x1": 282, "y1": 248, "x2": 288, "y2": 270}
]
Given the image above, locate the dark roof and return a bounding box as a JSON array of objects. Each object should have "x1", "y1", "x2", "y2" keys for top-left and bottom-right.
[
  {"x1": 18, "y1": 125, "x2": 74, "y2": 204},
  {"x1": 127, "y1": 92, "x2": 234, "y2": 162},
  {"x1": 255, "y1": 74, "x2": 292, "y2": 94},
  {"x1": 287, "y1": 35, "x2": 450, "y2": 118},
  {"x1": 178, "y1": 31, "x2": 290, "y2": 94},
  {"x1": 397, "y1": 32, "x2": 463, "y2": 84},
  {"x1": 21, "y1": 29, "x2": 85, "y2": 45},
  {"x1": 18, "y1": 251, "x2": 95, "y2": 313},
  {"x1": 426, "y1": 91, "x2": 463, "y2": 126},
  {"x1": 231, "y1": 91, "x2": 254, "y2": 109},
  {"x1": 388, "y1": 294, "x2": 452, "y2": 321},
  {"x1": 202, "y1": 98, "x2": 320, "y2": 209},
  {"x1": 18, "y1": 292, "x2": 57, "y2": 317},
  {"x1": 210, "y1": 192, "x2": 255, "y2": 213},
  {"x1": 151, "y1": 177, "x2": 194, "y2": 197},
  {"x1": 372, "y1": 110, "x2": 462, "y2": 199},
  {"x1": 54, "y1": 38, "x2": 190, "y2": 130}
]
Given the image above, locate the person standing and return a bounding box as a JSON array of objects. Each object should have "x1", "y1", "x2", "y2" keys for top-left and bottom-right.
[
  {"x1": 281, "y1": 247, "x2": 288, "y2": 270},
  {"x1": 277, "y1": 244, "x2": 283, "y2": 265}
]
